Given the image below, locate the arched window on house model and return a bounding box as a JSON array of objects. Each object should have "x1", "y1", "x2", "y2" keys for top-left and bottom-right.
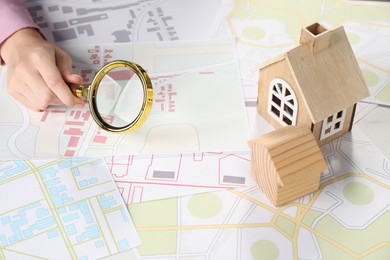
[{"x1": 267, "y1": 78, "x2": 298, "y2": 126}]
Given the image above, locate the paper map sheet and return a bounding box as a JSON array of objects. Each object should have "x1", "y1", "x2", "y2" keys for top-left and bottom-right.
[
  {"x1": 0, "y1": 158, "x2": 140, "y2": 259},
  {"x1": 125, "y1": 127, "x2": 390, "y2": 260},
  {"x1": 0, "y1": 39, "x2": 250, "y2": 159},
  {"x1": 106, "y1": 151, "x2": 254, "y2": 204}
]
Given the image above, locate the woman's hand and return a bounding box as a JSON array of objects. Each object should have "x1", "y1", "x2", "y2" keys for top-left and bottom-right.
[{"x1": 0, "y1": 28, "x2": 84, "y2": 111}]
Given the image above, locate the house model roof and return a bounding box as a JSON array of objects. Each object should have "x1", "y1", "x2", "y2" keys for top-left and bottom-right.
[{"x1": 264, "y1": 23, "x2": 370, "y2": 123}]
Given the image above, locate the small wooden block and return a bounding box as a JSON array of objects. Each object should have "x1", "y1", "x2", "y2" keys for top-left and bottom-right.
[{"x1": 248, "y1": 126, "x2": 327, "y2": 206}]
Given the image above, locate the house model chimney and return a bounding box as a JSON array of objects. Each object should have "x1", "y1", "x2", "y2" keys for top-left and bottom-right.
[{"x1": 299, "y1": 22, "x2": 330, "y2": 54}]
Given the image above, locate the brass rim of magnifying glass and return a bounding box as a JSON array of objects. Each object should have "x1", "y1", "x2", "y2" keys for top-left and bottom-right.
[{"x1": 77, "y1": 60, "x2": 153, "y2": 133}]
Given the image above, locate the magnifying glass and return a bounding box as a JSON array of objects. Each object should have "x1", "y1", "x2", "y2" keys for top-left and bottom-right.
[{"x1": 74, "y1": 60, "x2": 153, "y2": 133}]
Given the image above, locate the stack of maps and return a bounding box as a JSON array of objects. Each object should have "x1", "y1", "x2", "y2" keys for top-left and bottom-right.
[{"x1": 0, "y1": 0, "x2": 389, "y2": 259}]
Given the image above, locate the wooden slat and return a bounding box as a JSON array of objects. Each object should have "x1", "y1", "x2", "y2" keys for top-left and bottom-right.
[{"x1": 248, "y1": 126, "x2": 326, "y2": 207}]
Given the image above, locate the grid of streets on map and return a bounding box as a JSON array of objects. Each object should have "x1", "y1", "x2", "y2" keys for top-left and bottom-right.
[
  {"x1": 126, "y1": 128, "x2": 390, "y2": 259},
  {"x1": 25, "y1": 0, "x2": 223, "y2": 43},
  {"x1": 0, "y1": 158, "x2": 140, "y2": 259}
]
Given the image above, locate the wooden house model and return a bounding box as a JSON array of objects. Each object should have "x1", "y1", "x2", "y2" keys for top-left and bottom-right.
[
  {"x1": 257, "y1": 22, "x2": 369, "y2": 146},
  {"x1": 248, "y1": 126, "x2": 327, "y2": 206}
]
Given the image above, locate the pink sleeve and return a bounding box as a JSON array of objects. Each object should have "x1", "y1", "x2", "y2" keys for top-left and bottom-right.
[{"x1": 0, "y1": 0, "x2": 41, "y2": 64}]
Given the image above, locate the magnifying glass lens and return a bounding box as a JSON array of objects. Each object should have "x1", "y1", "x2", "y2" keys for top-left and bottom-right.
[{"x1": 96, "y1": 67, "x2": 145, "y2": 128}]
